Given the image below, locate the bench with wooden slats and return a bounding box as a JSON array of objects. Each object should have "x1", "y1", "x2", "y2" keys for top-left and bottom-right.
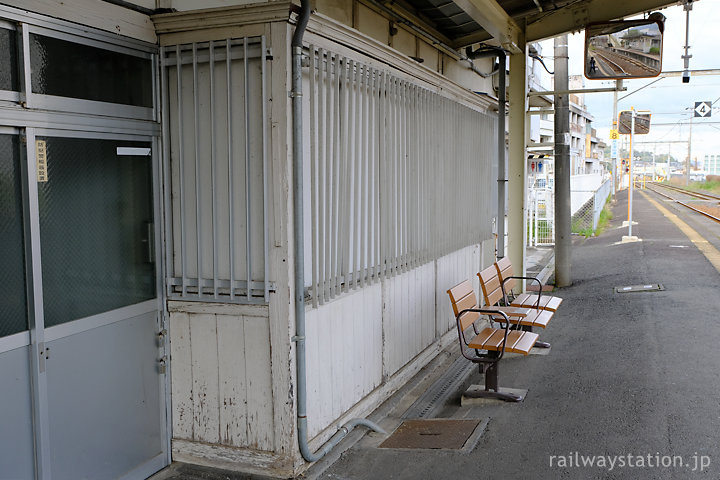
[
  {"x1": 447, "y1": 279, "x2": 539, "y2": 402},
  {"x1": 494, "y1": 257, "x2": 563, "y2": 312},
  {"x1": 477, "y1": 266, "x2": 554, "y2": 329}
]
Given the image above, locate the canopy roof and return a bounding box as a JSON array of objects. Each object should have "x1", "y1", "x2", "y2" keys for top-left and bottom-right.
[{"x1": 385, "y1": 0, "x2": 679, "y2": 51}]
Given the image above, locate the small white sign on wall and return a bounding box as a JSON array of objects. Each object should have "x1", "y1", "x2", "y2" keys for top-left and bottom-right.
[{"x1": 36, "y1": 140, "x2": 48, "y2": 183}]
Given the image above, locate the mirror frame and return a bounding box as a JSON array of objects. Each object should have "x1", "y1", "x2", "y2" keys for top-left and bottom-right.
[
  {"x1": 584, "y1": 17, "x2": 664, "y2": 80},
  {"x1": 618, "y1": 110, "x2": 652, "y2": 135}
]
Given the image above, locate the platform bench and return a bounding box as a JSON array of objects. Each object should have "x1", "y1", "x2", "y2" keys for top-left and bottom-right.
[
  {"x1": 477, "y1": 264, "x2": 554, "y2": 329},
  {"x1": 447, "y1": 279, "x2": 539, "y2": 402},
  {"x1": 494, "y1": 257, "x2": 563, "y2": 312}
]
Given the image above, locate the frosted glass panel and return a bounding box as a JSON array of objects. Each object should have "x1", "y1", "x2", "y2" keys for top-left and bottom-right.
[
  {"x1": 30, "y1": 33, "x2": 152, "y2": 107},
  {"x1": 38, "y1": 137, "x2": 155, "y2": 327},
  {"x1": 0, "y1": 27, "x2": 19, "y2": 91},
  {"x1": 0, "y1": 134, "x2": 27, "y2": 337}
]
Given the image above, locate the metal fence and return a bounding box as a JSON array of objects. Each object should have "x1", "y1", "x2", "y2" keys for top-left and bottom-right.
[
  {"x1": 305, "y1": 46, "x2": 496, "y2": 306},
  {"x1": 527, "y1": 185, "x2": 555, "y2": 246},
  {"x1": 570, "y1": 179, "x2": 611, "y2": 234},
  {"x1": 161, "y1": 36, "x2": 270, "y2": 303},
  {"x1": 529, "y1": 178, "x2": 612, "y2": 244}
]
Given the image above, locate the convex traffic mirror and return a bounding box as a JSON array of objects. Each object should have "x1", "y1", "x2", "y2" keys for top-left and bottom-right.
[
  {"x1": 618, "y1": 111, "x2": 651, "y2": 135},
  {"x1": 584, "y1": 14, "x2": 665, "y2": 79}
]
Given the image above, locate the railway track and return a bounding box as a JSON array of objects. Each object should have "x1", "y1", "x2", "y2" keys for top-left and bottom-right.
[
  {"x1": 593, "y1": 50, "x2": 626, "y2": 76},
  {"x1": 647, "y1": 182, "x2": 720, "y2": 201},
  {"x1": 646, "y1": 182, "x2": 720, "y2": 224},
  {"x1": 591, "y1": 47, "x2": 656, "y2": 77}
]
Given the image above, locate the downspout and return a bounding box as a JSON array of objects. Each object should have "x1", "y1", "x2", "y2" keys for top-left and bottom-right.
[
  {"x1": 468, "y1": 47, "x2": 507, "y2": 258},
  {"x1": 291, "y1": 0, "x2": 384, "y2": 463}
]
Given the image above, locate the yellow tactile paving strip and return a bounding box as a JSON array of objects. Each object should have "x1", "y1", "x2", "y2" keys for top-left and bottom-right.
[{"x1": 640, "y1": 190, "x2": 720, "y2": 274}]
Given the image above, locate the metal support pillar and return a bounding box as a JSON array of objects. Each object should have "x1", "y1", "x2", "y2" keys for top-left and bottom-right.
[
  {"x1": 507, "y1": 41, "x2": 527, "y2": 281},
  {"x1": 686, "y1": 115, "x2": 693, "y2": 185},
  {"x1": 611, "y1": 79, "x2": 622, "y2": 198},
  {"x1": 553, "y1": 35, "x2": 571, "y2": 287}
]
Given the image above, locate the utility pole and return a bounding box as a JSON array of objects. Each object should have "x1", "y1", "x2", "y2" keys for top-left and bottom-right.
[
  {"x1": 554, "y1": 34, "x2": 571, "y2": 287},
  {"x1": 612, "y1": 79, "x2": 622, "y2": 198},
  {"x1": 627, "y1": 108, "x2": 635, "y2": 238},
  {"x1": 652, "y1": 144, "x2": 657, "y2": 181},
  {"x1": 681, "y1": 0, "x2": 693, "y2": 84},
  {"x1": 686, "y1": 115, "x2": 693, "y2": 185}
]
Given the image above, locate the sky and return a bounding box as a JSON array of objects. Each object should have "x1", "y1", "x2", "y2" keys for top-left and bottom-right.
[{"x1": 539, "y1": 0, "x2": 720, "y2": 167}]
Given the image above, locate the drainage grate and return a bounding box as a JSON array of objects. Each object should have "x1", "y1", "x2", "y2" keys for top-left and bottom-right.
[
  {"x1": 379, "y1": 419, "x2": 481, "y2": 450},
  {"x1": 615, "y1": 284, "x2": 665, "y2": 293},
  {"x1": 402, "y1": 355, "x2": 475, "y2": 419}
]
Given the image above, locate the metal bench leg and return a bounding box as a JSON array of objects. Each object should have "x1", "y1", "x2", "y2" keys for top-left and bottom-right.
[
  {"x1": 465, "y1": 359, "x2": 523, "y2": 402},
  {"x1": 521, "y1": 325, "x2": 551, "y2": 349}
]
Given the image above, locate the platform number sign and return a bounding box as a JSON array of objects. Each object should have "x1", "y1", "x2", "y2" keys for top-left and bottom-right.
[{"x1": 694, "y1": 101, "x2": 712, "y2": 118}]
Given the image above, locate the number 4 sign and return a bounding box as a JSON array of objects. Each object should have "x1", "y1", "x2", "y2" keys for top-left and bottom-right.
[{"x1": 694, "y1": 101, "x2": 712, "y2": 118}]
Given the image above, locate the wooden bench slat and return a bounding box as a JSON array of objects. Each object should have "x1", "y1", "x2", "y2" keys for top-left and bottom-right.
[
  {"x1": 479, "y1": 329, "x2": 507, "y2": 350},
  {"x1": 491, "y1": 306, "x2": 530, "y2": 317},
  {"x1": 448, "y1": 280, "x2": 483, "y2": 331},
  {"x1": 479, "y1": 266, "x2": 506, "y2": 305},
  {"x1": 526, "y1": 309, "x2": 553, "y2": 328},
  {"x1": 459, "y1": 311, "x2": 481, "y2": 332},
  {"x1": 467, "y1": 327, "x2": 499, "y2": 350},
  {"x1": 512, "y1": 293, "x2": 563, "y2": 312},
  {"x1": 507, "y1": 331, "x2": 539, "y2": 355},
  {"x1": 495, "y1": 257, "x2": 520, "y2": 292},
  {"x1": 478, "y1": 266, "x2": 504, "y2": 306},
  {"x1": 454, "y1": 289, "x2": 478, "y2": 313},
  {"x1": 502, "y1": 330, "x2": 525, "y2": 351},
  {"x1": 447, "y1": 280, "x2": 474, "y2": 308},
  {"x1": 495, "y1": 257, "x2": 517, "y2": 291},
  {"x1": 489, "y1": 313, "x2": 529, "y2": 326},
  {"x1": 489, "y1": 308, "x2": 553, "y2": 328}
]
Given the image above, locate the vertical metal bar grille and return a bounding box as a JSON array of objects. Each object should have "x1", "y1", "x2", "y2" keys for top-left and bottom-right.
[
  {"x1": 192, "y1": 43, "x2": 202, "y2": 299},
  {"x1": 261, "y1": 36, "x2": 269, "y2": 303},
  {"x1": 162, "y1": 36, "x2": 271, "y2": 304},
  {"x1": 243, "y1": 37, "x2": 252, "y2": 302},
  {"x1": 209, "y1": 41, "x2": 219, "y2": 299},
  {"x1": 306, "y1": 47, "x2": 495, "y2": 304},
  {"x1": 226, "y1": 38, "x2": 235, "y2": 302}
]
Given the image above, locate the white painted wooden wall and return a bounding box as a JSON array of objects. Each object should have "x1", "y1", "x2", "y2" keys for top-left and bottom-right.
[
  {"x1": 305, "y1": 243, "x2": 486, "y2": 439},
  {"x1": 305, "y1": 283, "x2": 383, "y2": 437},
  {"x1": 169, "y1": 302, "x2": 274, "y2": 451},
  {"x1": 169, "y1": 241, "x2": 492, "y2": 445}
]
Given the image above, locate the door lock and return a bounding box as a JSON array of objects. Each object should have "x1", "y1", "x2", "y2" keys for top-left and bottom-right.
[{"x1": 158, "y1": 355, "x2": 168, "y2": 375}]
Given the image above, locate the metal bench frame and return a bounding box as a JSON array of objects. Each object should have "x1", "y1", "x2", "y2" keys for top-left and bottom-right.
[{"x1": 454, "y1": 307, "x2": 525, "y2": 402}]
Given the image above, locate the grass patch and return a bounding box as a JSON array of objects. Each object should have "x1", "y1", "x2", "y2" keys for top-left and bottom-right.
[
  {"x1": 667, "y1": 178, "x2": 720, "y2": 195},
  {"x1": 572, "y1": 194, "x2": 613, "y2": 238},
  {"x1": 696, "y1": 180, "x2": 720, "y2": 194},
  {"x1": 594, "y1": 200, "x2": 613, "y2": 236}
]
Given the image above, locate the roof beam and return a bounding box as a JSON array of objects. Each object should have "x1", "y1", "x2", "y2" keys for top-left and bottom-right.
[
  {"x1": 452, "y1": 0, "x2": 524, "y2": 53},
  {"x1": 525, "y1": 0, "x2": 679, "y2": 42}
]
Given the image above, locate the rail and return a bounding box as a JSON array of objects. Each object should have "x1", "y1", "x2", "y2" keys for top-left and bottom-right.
[{"x1": 646, "y1": 183, "x2": 720, "y2": 224}]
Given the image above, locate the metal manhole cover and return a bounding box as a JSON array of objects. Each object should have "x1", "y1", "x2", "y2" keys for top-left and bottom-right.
[
  {"x1": 615, "y1": 284, "x2": 665, "y2": 293},
  {"x1": 379, "y1": 419, "x2": 480, "y2": 450}
]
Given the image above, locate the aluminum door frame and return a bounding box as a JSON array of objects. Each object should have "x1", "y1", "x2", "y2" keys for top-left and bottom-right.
[
  {"x1": 22, "y1": 126, "x2": 169, "y2": 480},
  {"x1": 0, "y1": 5, "x2": 169, "y2": 477}
]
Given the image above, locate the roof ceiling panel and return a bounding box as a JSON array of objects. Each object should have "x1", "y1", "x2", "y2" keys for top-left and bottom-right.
[{"x1": 399, "y1": 0, "x2": 679, "y2": 47}]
